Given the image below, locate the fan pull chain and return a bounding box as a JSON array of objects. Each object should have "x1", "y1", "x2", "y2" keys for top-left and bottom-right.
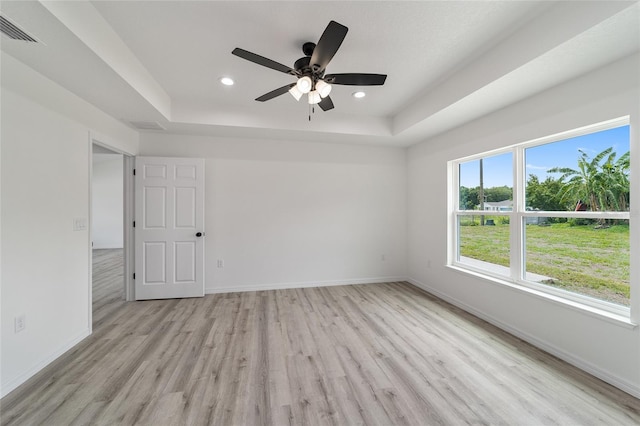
[{"x1": 308, "y1": 104, "x2": 316, "y2": 122}]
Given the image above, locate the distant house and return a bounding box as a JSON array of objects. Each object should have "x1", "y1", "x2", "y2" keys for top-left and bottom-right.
[
  {"x1": 482, "y1": 201, "x2": 541, "y2": 224},
  {"x1": 481, "y1": 200, "x2": 513, "y2": 211}
]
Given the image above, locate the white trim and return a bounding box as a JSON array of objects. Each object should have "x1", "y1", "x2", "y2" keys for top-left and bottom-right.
[
  {"x1": 511, "y1": 148, "x2": 524, "y2": 281},
  {"x1": 454, "y1": 116, "x2": 630, "y2": 163},
  {"x1": 446, "y1": 263, "x2": 634, "y2": 326},
  {"x1": 206, "y1": 276, "x2": 408, "y2": 294},
  {"x1": 87, "y1": 135, "x2": 94, "y2": 334},
  {"x1": 519, "y1": 211, "x2": 630, "y2": 219},
  {"x1": 457, "y1": 210, "x2": 511, "y2": 216},
  {"x1": 406, "y1": 277, "x2": 640, "y2": 399},
  {"x1": 91, "y1": 138, "x2": 135, "y2": 157},
  {"x1": 0, "y1": 328, "x2": 91, "y2": 398},
  {"x1": 629, "y1": 114, "x2": 639, "y2": 324},
  {"x1": 447, "y1": 160, "x2": 457, "y2": 265},
  {"x1": 123, "y1": 155, "x2": 135, "y2": 301},
  {"x1": 516, "y1": 116, "x2": 630, "y2": 151},
  {"x1": 456, "y1": 211, "x2": 630, "y2": 220}
]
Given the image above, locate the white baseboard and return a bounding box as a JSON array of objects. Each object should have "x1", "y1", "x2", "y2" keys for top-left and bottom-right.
[
  {"x1": 407, "y1": 277, "x2": 640, "y2": 399},
  {"x1": 0, "y1": 328, "x2": 91, "y2": 399},
  {"x1": 206, "y1": 276, "x2": 408, "y2": 294}
]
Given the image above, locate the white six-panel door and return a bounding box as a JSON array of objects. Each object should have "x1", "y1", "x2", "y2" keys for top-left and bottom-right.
[{"x1": 135, "y1": 157, "x2": 205, "y2": 300}]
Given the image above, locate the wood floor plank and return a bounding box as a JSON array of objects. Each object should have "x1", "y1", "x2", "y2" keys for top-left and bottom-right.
[{"x1": 2, "y1": 250, "x2": 639, "y2": 425}]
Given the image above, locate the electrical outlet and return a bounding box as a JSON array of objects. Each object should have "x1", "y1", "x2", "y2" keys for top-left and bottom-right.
[
  {"x1": 217, "y1": 259, "x2": 224, "y2": 268},
  {"x1": 15, "y1": 315, "x2": 26, "y2": 333}
]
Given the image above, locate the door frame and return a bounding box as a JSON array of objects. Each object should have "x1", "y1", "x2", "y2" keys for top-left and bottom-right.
[{"x1": 88, "y1": 133, "x2": 136, "y2": 334}]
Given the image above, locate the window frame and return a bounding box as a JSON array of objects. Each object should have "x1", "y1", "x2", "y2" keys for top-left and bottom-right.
[{"x1": 449, "y1": 117, "x2": 632, "y2": 320}]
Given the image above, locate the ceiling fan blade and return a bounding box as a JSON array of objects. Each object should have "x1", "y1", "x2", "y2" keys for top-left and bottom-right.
[
  {"x1": 232, "y1": 48, "x2": 296, "y2": 75},
  {"x1": 318, "y1": 96, "x2": 334, "y2": 111},
  {"x1": 255, "y1": 84, "x2": 295, "y2": 102},
  {"x1": 324, "y1": 73, "x2": 387, "y2": 86},
  {"x1": 310, "y1": 21, "x2": 348, "y2": 73}
]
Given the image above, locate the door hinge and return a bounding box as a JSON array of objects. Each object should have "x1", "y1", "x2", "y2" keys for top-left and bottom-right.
[
  {"x1": 133, "y1": 221, "x2": 136, "y2": 228},
  {"x1": 133, "y1": 273, "x2": 136, "y2": 280},
  {"x1": 133, "y1": 168, "x2": 136, "y2": 176}
]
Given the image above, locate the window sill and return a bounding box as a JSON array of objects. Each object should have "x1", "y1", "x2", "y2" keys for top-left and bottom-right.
[{"x1": 447, "y1": 264, "x2": 637, "y2": 329}]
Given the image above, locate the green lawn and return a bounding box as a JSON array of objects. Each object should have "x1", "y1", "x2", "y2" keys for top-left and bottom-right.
[{"x1": 459, "y1": 220, "x2": 630, "y2": 306}]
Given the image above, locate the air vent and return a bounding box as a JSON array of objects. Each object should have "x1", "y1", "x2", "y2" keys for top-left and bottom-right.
[
  {"x1": 0, "y1": 15, "x2": 38, "y2": 42},
  {"x1": 129, "y1": 121, "x2": 166, "y2": 131}
]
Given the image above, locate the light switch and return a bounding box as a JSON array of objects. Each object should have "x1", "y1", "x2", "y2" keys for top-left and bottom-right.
[{"x1": 73, "y1": 217, "x2": 87, "y2": 231}]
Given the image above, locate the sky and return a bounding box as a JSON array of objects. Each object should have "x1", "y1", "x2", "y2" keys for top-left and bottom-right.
[{"x1": 459, "y1": 125, "x2": 630, "y2": 188}]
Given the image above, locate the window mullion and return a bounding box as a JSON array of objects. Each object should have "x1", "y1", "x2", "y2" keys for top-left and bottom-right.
[
  {"x1": 449, "y1": 162, "x2": 459, "y2": 264},
  {"x1": 510, "y1": 147, "x2": 524, "y2": 281}
]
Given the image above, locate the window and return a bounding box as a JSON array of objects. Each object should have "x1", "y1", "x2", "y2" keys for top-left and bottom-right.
[
  {"x1": 457, "y1": 153, "x2": 513, "y2": 275},
  {"x1": 450, "y1": 118, "x2": 631, "y2": 317}
]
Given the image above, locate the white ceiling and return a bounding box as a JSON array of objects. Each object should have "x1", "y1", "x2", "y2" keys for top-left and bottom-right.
[{"x1": 1, "y1": 1, "x2": 638, "y2": 146}]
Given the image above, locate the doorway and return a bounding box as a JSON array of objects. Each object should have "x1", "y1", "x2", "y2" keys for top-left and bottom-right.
[{"x1": 91, "y1": 143, "x2": 126, "y2": 328}]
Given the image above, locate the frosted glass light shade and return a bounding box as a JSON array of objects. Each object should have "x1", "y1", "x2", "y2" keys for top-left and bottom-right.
[
  {"x1": 315, "y1": 80, "x2": 332, "y2": 98},
  {"x1": 296, "y1": 76, "x2": 313, "y2": 94},
  {"x1": 289, "y1": 85, "x2": 303, "y2": 101},
  {"x1": 308, "y1": 90, "x2": 321, "y2": 105}
]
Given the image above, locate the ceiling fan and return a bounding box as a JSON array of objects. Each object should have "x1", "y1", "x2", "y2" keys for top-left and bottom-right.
[{"x1": 232, "y1": 20, "x2": 387, "y2": 112}]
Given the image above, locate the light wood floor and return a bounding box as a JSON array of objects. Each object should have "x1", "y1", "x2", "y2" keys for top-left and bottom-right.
[
  {"x1": 91, "y1": 249, "x2": 126, "y2": 328},
  {"x1": 2, "y1": 250, "x2": 639, "y2": 425}
]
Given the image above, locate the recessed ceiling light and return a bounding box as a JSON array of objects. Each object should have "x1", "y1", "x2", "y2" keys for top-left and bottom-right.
[
  {"x1": 220, "y1": 77, "x2": 234, "y2": 86},
  {"x1": 352, "y1": 91, "x2": 366, "y2": 99}
]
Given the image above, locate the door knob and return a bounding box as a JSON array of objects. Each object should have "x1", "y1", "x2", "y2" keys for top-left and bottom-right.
[{"x1": 196, "y1": 232, "x2": 204, "y2": 237}]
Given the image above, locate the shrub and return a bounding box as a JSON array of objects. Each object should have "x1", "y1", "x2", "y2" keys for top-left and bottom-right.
[{"x1": 568, "y1": 218, "x2": 595, "y2": 226}]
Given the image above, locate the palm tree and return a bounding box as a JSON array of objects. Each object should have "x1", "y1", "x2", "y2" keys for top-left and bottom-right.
[
  {"x1": 606, "y1": 150, "x2": 630, "y2": 211},
  {"x1": 548, "y1": 147, "x2": 630, "y2": 213}
]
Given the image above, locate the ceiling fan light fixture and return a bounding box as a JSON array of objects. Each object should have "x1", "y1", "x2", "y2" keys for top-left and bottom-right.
[
  {"x1": 315, "y1": 80, "x2": 332, "y2": 98},
  {"x1": 308, "y1": 90, "x2": 321, "y2": 105},
  {"x1": 296, "y1": 76, "x2": 313, "y2": 94},
  {"x1": 220, "y1": 77, "x2": 234, "y2": 86},
  {"x1": 288, "y1": 85, "x2": 303, "y2": 101}
]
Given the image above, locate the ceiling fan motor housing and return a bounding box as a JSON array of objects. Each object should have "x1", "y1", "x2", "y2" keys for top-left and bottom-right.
[
  {"x1": 294, "y1": 56, "x2": 312, "y2": 75},
  {"x1": 302, "y1": 42, "x2": 316, "y2": 57},
  {"x1": 295, "y1": 44, "x2": 327, "y2": 86}
]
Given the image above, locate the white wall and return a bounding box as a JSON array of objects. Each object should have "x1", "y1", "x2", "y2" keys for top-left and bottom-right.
[
  {"x1": 139, "y1": 135, "x2": 407, "y2": 293},
  {"x1": 407, "y1": 54, "x2": 640, "y2": 397},
  {"x1": 0, "y1": 53, "x2": 138, "y2": 397},
  {"x1": 92, "y1": 154, "x2": 123, "y2": 249}
]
